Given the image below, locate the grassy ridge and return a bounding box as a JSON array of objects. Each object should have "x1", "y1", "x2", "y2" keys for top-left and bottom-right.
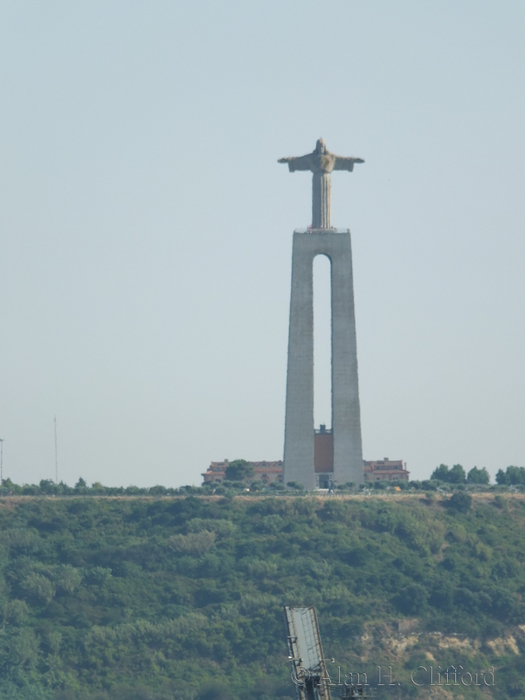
[{"x1": 0, "y1": 494, "x2": 524, "y2": 699}]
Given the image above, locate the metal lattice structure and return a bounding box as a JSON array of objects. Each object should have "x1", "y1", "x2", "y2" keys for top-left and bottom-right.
[{"x1": 284, "y1": 607, "x2": 332, "y2": 700}]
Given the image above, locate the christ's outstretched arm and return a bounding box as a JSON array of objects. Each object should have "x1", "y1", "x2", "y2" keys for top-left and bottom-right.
[
  {"x1": 278, "y1": 155, "x2": 314, "y2": 172},
  {"x1": 332, "y1": 156, "x2": 365, "y2": 172}
]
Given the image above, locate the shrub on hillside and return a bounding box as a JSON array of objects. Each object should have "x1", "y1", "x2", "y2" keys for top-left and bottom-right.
[
  {"x1": 446, "y1": 492, "x2": 472, "y2": 513},
  {"x1": 167, "y1": 531, "x2": 216, "y2": 555},
  {"x1": 395, "y1": 583, "x2": 429, "y2": 615}
]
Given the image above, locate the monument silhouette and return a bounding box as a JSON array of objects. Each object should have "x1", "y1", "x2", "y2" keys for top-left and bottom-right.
[{"x1": 279, "y1": 139, "x2": 364, "y2": 489}]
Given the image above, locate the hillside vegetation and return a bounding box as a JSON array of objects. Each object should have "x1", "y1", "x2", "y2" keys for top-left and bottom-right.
[{"x1": 1, "y1": 493, "x2": 525, "y2": 699}]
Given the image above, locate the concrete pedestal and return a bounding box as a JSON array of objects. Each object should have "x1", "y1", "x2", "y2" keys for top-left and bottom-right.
[{"x1": 283, "y1": 229, "x2": 363, "y2": 490}]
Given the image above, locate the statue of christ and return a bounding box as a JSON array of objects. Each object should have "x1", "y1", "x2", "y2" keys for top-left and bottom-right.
[{"x1": 278, "y1": 139, "x2": 364, "y2": 229}]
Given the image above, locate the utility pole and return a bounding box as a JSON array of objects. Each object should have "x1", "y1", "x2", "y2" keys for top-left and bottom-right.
[{"x1": 0, "y1": 438, "x2": 4, "y2": 484}]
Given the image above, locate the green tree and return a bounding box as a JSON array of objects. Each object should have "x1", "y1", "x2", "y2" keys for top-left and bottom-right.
[
  {"x1": 224, "y1": 460, "x2": 254, "y2": 482},
  {"x1": 75, "y1": 477, "x2": 88, "y2": 490},
  {"x1": 496, "y1": 468, "x2": 507, "y2": 485},
  {"x1": 39, "y1": 479, "x2": 57, "y2": 495},
  {"x1": 430, "y1": 464, "x2": 450, "y2": 481},
  {"x1": 22, "y1": 573, "x2": 55, "y2": 604},
  {"x1": 430, "y1": 464, "x2": 465, "y2": 483},
  {"x1": 505, "y1": 466, "x2": 525, "y2": 485},
  {"x1": 448, "y1": 464, "x2": 466, "y2": 483},
  {"x1": 1, "y1": 478, "x2": 22, "y2": 494},
  {"x1": 55, "y1": 565, "x2": 83, "y2": 594},
  {"x1": 467, "y1": 466, "x2": 490, "y2": 484}
]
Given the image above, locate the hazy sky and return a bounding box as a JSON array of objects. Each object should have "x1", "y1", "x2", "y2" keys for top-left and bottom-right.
[{"x1": 1, "y1": 1, "x2": 524, "y2": 487}]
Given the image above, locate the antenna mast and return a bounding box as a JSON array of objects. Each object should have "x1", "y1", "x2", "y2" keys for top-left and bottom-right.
[{"x1": 54, "y1": 416, "x2": 58, "y2": 484}]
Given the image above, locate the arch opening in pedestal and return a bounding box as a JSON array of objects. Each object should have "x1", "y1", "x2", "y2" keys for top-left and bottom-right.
[{"x1": 313, "y1": 253, "x2": 334, "y2": 487}]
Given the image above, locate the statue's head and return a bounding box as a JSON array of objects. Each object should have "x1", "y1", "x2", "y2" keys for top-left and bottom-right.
[{"x1": 315, "y1": 138, "x2": 327, "y2": 154}]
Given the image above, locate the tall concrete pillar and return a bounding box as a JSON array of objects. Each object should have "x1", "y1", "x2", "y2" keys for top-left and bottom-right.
[
  {"x1": 283, "y1": 235, "x2": 315, "y2": 489},
  {"x1": 283, "y1": 230, "x2": 363, "y2": 489},
  {"x1": 330, "y1": 236, "x2": 363, "y2": 486}
]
